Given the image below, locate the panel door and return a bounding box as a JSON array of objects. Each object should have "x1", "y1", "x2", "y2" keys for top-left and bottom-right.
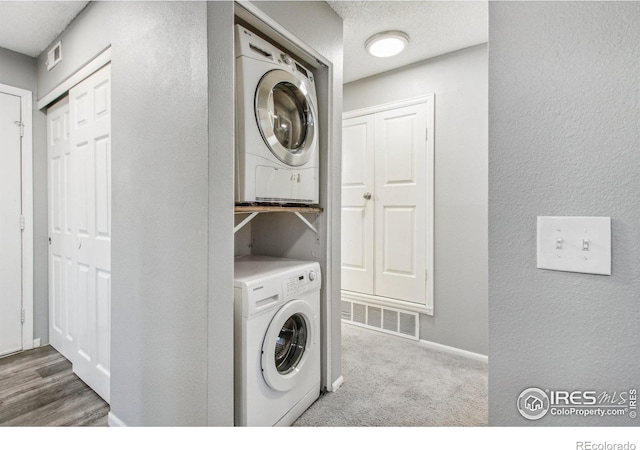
[
  {"x1": 48, "y1": 97, "x2": 75, "y2": 361},
  {"x1": 0, "y1": 92, "x2": 23, "y2": 357},
  {"x1": 373, "y1": 103, "x2": 428, "y2": 304},
  {"x1": 68, "y1": 64, "x2": 111, "y2": 402},
  {"x1": 341, "y1": 114, "x2": 375, "y2": 294}
]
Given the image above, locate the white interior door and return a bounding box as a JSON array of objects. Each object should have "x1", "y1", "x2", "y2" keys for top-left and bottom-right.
[
  {"x1": 48, "y1": 64, "x2": 111, "y2": 402},
  {"x1": 374, "y1": 103, "x2": 428, "y2": 304},
  {"x1": 70, "y1": 64, "x2": 111, "y2": 402},
  {"x1": 0, "y1": 92, "x2": 23, "y2": 357},
  {"x1": 341, "y1": 114, "x2": 375, "y2": 294},
  {"x1": 48, "y1": 97, "x2": 74, "y2": 360}
]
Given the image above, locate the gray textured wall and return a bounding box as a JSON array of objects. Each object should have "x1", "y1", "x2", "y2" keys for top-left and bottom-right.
[
  {"x1": 249, "y1": 0, "x2": 344, "y2": 389},
  {"x1": 207, "y1": 1, "x2": 235, "y2": 426},
  {"x1": 344, "y1": 44, "x2": 488, "y2": 356},
  {"x1": 37, "y1": 2, "x2": 211, "y2": 426},
  {"x1": 0, "y1": 47, "x2": 48, "y2": 346},
  {"x1": 0, "y1": 47, "x2": 37, "y2": 92},
  {"x1": 489, "y1": 1, "x2": 640, "y2": 426}
]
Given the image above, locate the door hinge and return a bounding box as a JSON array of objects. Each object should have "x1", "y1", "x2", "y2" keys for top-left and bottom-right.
[
  {"x1": 425, "y1": 128, "x2": 428, "y2": 141},
  {"x1": 21, "y1": 309, "x2": 25, "y2": 324},
  {"x1": 425, "y1": 270, "x2": 428, "y2": 281},
  {"x1": 14, "y1": 121, "x2": 24, "y2": 137},
  {"x1": 20, "y1": 215, "x2": 25, "y2": 231}
]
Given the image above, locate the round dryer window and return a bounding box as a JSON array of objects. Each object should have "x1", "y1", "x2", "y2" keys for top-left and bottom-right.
[
  {"x1": 261, "y1": 300, "x2": 315, "y2": 392},
  {"x1": 255, "y1": 69, "x2": 317, "y2": 167}
]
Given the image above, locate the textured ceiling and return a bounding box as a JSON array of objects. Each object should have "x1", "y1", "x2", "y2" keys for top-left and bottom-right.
[
  {"x1": 0, "y1": 1, "x2": 487, "y2": 81},
  {"x1": 0, "y1": 1, "x2": 88, "y2": 57},
  {"x1": 327, "y1": 1, "x2": 488, "y2": 83}
]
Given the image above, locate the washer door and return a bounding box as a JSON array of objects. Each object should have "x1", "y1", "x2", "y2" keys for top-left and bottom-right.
[
  {"x1": 261, "y1": 299, "x2": 315, "y2": 392},
  {"x1": 255, "y1": 69, "x2": 317, "y2": 167}
]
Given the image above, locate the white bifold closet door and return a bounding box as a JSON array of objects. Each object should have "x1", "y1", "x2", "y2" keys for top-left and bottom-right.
[
  {"x1": 48, "y1": 64, "x2": 111, "y2": 403},
  {"x1": 48, "y1": 96, "x2": 73, "y2": 359},
  {"x1": 341, "y1": 100, "x2": 431, "y2": 307}
]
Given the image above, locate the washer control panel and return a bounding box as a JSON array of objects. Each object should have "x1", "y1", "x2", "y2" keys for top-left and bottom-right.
[{"x1": 284, "y1": 266, "x2": 320, "y2": 300}]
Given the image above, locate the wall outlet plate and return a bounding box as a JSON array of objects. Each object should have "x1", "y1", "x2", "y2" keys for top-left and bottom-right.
[{"x1": 537, "y1": 216, "x2": 611, "y2": 276}]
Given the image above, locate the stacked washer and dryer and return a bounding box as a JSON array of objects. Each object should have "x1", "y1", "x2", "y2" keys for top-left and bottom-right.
[{"x1": 233, "y1": 24, "x2": 322, "y2": 427}]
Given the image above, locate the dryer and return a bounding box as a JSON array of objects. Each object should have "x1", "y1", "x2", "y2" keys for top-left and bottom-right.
[
  {"x1": 234, "y1": 255, "x2": 321, "y2": 426},
  {"x1": 235, "y1": 25, "x2": 320, "y2": 204}
]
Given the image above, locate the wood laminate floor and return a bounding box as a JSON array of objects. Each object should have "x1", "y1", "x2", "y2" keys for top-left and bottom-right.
[{"x1": 0, "y1": 345, "x2": 109, "y2": 426}]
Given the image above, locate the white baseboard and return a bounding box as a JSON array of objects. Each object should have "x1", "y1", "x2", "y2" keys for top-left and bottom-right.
[
  {"x1": 33, "y1": 338, "x2": 41, "y2": 348},
  {"x1": 418, "y1": 339, "x2": 488, "y2": 363},
  {"x1": 107, "y1": 411, "x2": 127, "y2": 427},
  {"x1": 330, "y1": 375, "x2": 344, "y2": 392}
]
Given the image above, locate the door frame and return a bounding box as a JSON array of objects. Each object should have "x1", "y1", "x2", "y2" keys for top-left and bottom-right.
[
  {"x1": 0, "y1": 83, "x2": 34, "y2": 351},
  {"x1": 342, "y1": 94, "x2": 435, "y2": 316}
]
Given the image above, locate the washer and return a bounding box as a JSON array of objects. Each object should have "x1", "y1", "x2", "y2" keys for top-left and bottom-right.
[
  {"x1": 234, "y1": 255, "x2": 321, "y2": 426},
  {"x1": 235, "y1": 24, "x2": 320, "y2": 205}
]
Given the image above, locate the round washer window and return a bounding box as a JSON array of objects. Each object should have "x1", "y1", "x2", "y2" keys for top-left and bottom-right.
[
  {"x1": 271, "y1": 82, "x2": 309, "y2": 152},
  {"x1": 255, "y1": 69, "x2": 317, "y2": 167},
  {"x1": 274, "y1": 313, "x2": 308, "y2": 375}
]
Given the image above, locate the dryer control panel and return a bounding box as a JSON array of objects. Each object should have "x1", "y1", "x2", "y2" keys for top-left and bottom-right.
[{"x1": 284, "y1": 266, "x2": 321, "y2": 300}]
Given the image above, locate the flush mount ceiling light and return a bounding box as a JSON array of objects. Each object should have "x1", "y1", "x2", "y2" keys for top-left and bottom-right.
[{"x1": 365, "y1": 31, "x2": 409, "y2": 58}]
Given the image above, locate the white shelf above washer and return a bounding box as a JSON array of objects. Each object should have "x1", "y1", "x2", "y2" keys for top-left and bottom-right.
[{"x1": 234, "y1": 205, "x2": 323, "y2": 234}]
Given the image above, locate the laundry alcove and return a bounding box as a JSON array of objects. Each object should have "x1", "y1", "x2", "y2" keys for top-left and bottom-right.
[{"x1": 232, "y1": 1, "x2": 342, "y2": 395}]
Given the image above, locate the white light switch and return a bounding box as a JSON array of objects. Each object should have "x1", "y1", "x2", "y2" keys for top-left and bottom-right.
[{"x1": 537, "y1": 216, "x2": 611, "y2": 275}]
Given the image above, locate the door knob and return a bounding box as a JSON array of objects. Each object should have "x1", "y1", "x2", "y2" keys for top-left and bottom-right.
[{"x1": 363, "y1": 192, "x2": 372, "y2": 200}]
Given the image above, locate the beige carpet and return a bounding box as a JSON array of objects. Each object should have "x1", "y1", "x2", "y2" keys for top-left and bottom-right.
[{"x1": 293, "y1": 324, "x2": 488, "y2": 427}]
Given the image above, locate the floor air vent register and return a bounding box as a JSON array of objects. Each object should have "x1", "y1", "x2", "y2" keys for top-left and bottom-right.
[{"x1": 341, "y1": 300, "x2": 419, "y2": 340}]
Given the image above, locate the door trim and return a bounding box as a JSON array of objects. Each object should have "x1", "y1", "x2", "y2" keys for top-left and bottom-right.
[
  {"x1": 342, "y1": 289, "x2": 434, "y2": 316},
  {"x1": 343, "y1": 95, "x2": 433, "y2": 120},
  {"x1": 0, "y1": 83, "x2": 34, "y2": 351},
  {"x1": 37, "y1": 46, "x2": 112, "y2": 110}
]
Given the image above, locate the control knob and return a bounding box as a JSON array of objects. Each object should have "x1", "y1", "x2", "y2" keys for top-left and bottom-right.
[
  {"x1": 308, "y1": 270, "x2": 316, "y2": 281},
  {"x1": 281, "y1": 53, "x2": 292, "y2": 65}
]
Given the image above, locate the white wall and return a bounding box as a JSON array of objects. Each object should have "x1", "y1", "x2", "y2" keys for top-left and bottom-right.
[
  {"x1": 0, "y1": 47, "x2": 48, "y2": 347},
  {"x1": 489, "y1": 2, "x2": 640, "y2": 425},
  {"x1": 344, "y1": 44, "x2": 488, "y2": 356}
]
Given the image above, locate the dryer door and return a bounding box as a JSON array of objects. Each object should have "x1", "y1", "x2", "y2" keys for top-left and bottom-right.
[
  {"x1": 255, "y1": 69, "x2": 317, "y2": 167},
  {"x1": 261, "y1": 299, "x2": 315, "y2": 392}
]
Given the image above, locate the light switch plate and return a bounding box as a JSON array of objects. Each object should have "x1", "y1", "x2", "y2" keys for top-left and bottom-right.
[{"x1": 537, "y1": 216, "x2": 611, "y2": 275}]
